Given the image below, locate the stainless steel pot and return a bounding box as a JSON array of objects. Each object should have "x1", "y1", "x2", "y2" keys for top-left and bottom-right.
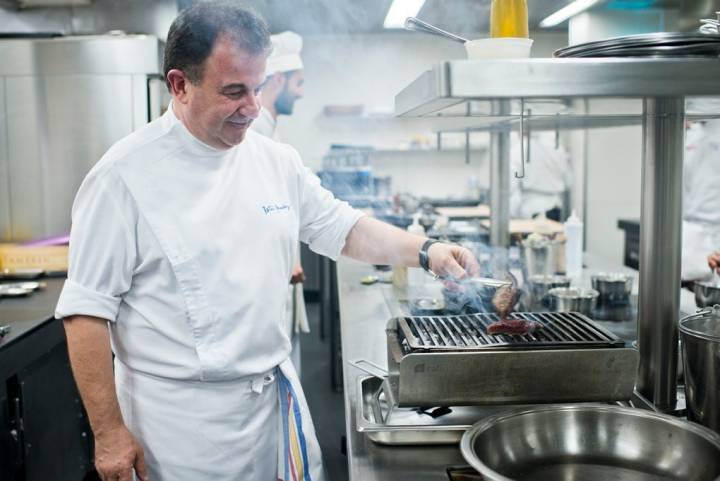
[
  {"x1": 522, "y1": 237, "x2": 564, "y2": 277},
  {"x1": 680, "y1": 305, "x2": 720, "y2": 434},
  {"x1": 591, "y1": 272, "x2": 633, "y2": 300},
  {"x1": 528, "y1": 275, "x2": 570, "y2": 305},
  {"x1": 548, "y1": 287, "x2": 599, "y2": 315},
  {"x1": 460, "y1": 404, "x2": 720, "y2": 481},
  {"x1": 695, "y1": 280, "x2": 720, "y2": 308}
]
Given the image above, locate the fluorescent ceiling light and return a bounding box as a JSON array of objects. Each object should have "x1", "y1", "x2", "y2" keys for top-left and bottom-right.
[
  {"x1": 540, "y1": 0, "x2": 603, "y2": 28},
  {"x1": 383, "y1": 0, "x2": 427, "y2": 29}
]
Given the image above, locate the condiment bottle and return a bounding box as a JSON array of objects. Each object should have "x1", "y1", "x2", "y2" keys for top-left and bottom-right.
[{"x1": 490, "y1": 0, "x2": 529, "y2": 38}]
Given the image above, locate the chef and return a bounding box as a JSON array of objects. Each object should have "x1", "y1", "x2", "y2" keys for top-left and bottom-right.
[
  {"x1": 683, "y1": 99, "x2": 720, "y2": 281},
  {"x1": 251, "y1": 30, "x2": 308, "y2": 375},
  {"x1": 510, "y1": 131, "x2": 572, "y2": 221},
  {"x1": 55, "y1": 3, "x2": 478, "y2": 481},
  {"x1": 252, "y1": 31, "x2": 304, "y2": 139}
]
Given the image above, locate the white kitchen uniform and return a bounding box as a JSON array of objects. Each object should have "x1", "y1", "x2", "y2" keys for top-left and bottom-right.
[
  {"x1": 683, "y1": 119, "x2": 720, "y2": 280},
  {"x1": 252, "y1": 107, "x2": 278, "y2": 139},
  {"x1": 55, "y1": 105, "x2": 362, "y2": 480},
  {"x1": 510, "y1": 132, "x2": 572, "y2": 219},
  {"x1": 250, "y1": 106, "x2": 309, "y2": 375}
]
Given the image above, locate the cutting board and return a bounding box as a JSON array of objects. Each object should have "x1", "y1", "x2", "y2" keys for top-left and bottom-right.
[
  {"x1": 436, "y1": 204, "x2": 490, "y2": 219},
  {"x1": 480, "y1": 218, "x2": 565, "y2": 235}
]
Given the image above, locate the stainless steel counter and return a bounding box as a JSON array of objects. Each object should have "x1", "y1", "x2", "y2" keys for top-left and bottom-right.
[
  {"x1": 337, "y1": 254, "x2": 697, "y2": 480},
  {"x1": 338, "y1": 258, "x2": 466, "y2": 481}
]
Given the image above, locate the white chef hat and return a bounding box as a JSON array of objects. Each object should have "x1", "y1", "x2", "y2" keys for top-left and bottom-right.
[{"x1": 265, "y1": 31, "x2": 303, "y2": 77}]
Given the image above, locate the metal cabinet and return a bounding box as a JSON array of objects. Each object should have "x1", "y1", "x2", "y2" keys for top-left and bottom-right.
[{"x1": 0, "y1": 320, "x2": 93, "y2": 481}]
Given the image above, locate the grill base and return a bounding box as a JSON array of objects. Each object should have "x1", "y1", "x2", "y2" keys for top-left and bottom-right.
[{"x1": 386, "y1": 317, "x2": 638, "y2": 407}]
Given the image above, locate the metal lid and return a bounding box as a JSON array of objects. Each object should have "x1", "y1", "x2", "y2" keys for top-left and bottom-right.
[
  {"x1": 679, "y1": 305, "x2": 720, "y2": 342},
  {"x1": 555, "y1": 32, "x2": 720, "y2": 58}
]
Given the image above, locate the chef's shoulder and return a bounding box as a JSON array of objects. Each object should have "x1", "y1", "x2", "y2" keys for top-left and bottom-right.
[{"x1": 245, "y1": 129, "x2": 304, "y2": 172}]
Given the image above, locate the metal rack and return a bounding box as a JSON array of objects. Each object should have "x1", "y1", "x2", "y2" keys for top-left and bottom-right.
[{"x1": 394, "y1": 57, "x2": 720, "y2": 413}]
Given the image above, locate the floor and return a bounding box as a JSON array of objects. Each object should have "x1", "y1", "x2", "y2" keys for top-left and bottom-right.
[{"x1": 299, "y1": 301, "x2": 350, "y2": 481}]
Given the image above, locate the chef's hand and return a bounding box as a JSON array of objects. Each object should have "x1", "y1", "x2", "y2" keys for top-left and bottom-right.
[
  {"x1": 427, "y1": 243, "x2": 479, "y2": 279},
  {"x1": 290, "y1": 264, "x2": 305, "y2": 285},
  {"x1": 94, "y1": 424, "x2": 149, "y2": 481},
  {"x1": 708, "y1": 252, "x2": 720, "y2": 272}
]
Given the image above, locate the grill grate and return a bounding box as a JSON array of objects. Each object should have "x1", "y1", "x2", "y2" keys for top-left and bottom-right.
[{"x1": 397, "y1": 312, "x2": 624, "y2": 352}]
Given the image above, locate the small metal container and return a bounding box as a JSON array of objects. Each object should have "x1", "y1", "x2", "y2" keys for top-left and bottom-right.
[
  {"x1": 591, "y1": 272, "x2": 633, "y2": 301},
  {"x1": 528, "y1": 275, "x2": 570, "y2": 305},
  {"x1": 695, "y1": 280, "x2": 720, "y2": 308},
  {"x1": 547, "y1": 287, "x2": 599, "y2": 315},
  {"x1": 680, "y1": 305, "x2": 720, "y2": 434},
  {"x1": 461, "y1": 404, "x2": 720, "y2": 481},
  {"x1": 522, "y1": 237, "x2": 563, "y2": 278}
]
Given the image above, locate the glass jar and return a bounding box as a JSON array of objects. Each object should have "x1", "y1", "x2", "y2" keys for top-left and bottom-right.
[{"x1": 490, "y1": 0, "x2": 529, "y2": 38}]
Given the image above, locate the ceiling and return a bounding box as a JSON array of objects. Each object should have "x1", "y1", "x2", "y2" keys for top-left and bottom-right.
[{"x1": 241, "y1": 0, "x2": 576, "y2": 35}]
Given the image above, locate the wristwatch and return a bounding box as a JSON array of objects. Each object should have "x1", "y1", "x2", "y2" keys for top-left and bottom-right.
[{"x1": 418, "y1": 239, "x2": 441, "y2": 275}]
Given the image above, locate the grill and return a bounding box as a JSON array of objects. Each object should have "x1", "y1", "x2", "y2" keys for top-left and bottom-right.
[{"x1": 397, "y1": 312, "x2": 624, "y2": 352}]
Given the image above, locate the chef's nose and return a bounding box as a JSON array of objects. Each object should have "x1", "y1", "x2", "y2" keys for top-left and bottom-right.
[{"x1": 243, "y1": 92, "x2": 261, "y2": 119}]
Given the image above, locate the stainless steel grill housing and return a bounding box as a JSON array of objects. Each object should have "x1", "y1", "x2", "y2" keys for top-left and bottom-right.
[{"x1": 385, "y1": 313, "x2": 638, "y2": 407}]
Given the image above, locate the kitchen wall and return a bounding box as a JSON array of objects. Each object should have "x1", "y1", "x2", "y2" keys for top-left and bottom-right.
[{"x1": 278, "y1": 31, "x2": 569, "y2": 198}]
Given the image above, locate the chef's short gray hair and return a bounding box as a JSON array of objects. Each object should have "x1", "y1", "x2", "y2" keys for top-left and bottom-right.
[{"x1": 163, "y1": 0, "x2": 272, "y2": 89}]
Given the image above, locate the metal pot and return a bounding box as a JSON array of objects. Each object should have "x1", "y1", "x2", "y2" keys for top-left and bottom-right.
[
  {"x1": 680, "y1": 305, "x2": 720, "y2": 434},
  {"x1": 591, "y1": 272, "x2": 633, "y2": 301},
  {"x1": 460, "y1": 404, "x2": 720, "y2": 481},
  {"x1": 522, "y1": 237, "x2": 565, "y2": 278},
  {"x1": 528, "y1": 275, "x2": 570, "y2": 306},
  {"x1": 695, "y1": 280, "x2": 720, "y2": 308},
  {"x1": 547, "y1": 287, "x2": 599, "y2": 315}
]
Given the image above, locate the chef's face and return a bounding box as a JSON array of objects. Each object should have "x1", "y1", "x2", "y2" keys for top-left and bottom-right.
[
  {"x1": 275, "y1": 70, "x2": 304, "y2": 116},
  {"x1": 173, "y1": 34, "x2": 266, "y2": 149}
]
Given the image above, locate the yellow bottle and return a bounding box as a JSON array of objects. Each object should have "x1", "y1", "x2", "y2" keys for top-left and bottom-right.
[{"x1": 490, "y1": 0, "x2": 529, "y2": 38}]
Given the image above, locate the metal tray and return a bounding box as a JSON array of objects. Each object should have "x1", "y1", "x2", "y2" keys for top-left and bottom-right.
[{"x1": 356, "y1": 375, "x2": 526, "y2": 445}]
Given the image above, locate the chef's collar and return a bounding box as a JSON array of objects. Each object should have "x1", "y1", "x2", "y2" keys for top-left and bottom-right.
[{"x1": 166, "y1": 101, "x2": 232, "y2": 157}]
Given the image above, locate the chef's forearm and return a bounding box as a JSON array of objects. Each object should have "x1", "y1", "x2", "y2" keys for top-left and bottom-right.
[
  {"x1": 63, "y1": 315, "x2": 125, "y2": 436},
  {"x1": 342, "y1": 216, "x2": 426, "y2": 267}
]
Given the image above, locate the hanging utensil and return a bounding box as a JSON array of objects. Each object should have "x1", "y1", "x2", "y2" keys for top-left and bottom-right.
[{"x1": 404, "y1": 17, "x2": 468, "y2": 44}]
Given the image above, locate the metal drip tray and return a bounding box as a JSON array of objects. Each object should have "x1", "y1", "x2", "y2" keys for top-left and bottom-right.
[{"x1": 398, "y1": 312, "x2": 624, "y2": 352}]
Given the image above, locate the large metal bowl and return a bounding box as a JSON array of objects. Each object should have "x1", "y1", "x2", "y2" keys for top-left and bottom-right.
[
  {"x1": 460, "y1": 404, "x2": 720, "y2": 481},
  {"x1": 695, "y1": 280, "x2": 720, "y2": 308}
]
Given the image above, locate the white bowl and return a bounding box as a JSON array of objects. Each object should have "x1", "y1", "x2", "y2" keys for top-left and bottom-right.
[{"x1": 465, "y1": 37, "x2": 533, "y2": 59}]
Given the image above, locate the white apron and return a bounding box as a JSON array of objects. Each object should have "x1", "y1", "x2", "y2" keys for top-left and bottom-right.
[{"x1": 116, "y1": 359, "x2": 324, "y2": 481}]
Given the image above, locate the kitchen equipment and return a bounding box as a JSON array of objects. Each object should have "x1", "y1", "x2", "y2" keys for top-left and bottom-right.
[
  {"x1": 356, "y1": 375, "x2": 525, "y2": 445},
  {"x1": 527, "y1": 275, "x2": 570, "y2": 305},
  {"x1": 555, "y1": 31, "x2": 720, "y2": 58},
  {"x1": 376, "y1": 313, "x2": 637, "y2": 407},
  {"x1": 0, "y1": 285, "x2": 32, "y2": 298},
  {"x1": 0, "y1": 268, "x2": 43, "y2": 280},
  {"x1": 680, "y1": 305, "x2": 720, "y2": 433},
  {"x1": 696, "y1": 279, "x2": 720, "y2": 308},
  {"x1": 460, "y1": 404, "x2": 720, "y2": 481},
  {"x1": 591, "y1": 272, "x2": 634, "y2": 301},
  {"x1": 404, "y1": 17, "x2": 532, "y2": 59},
  {"x1": 404, "y1": 17, "x2": 468, "y2": 43},
  {"x1": 521, "y1": 236, "x2": 564, "y2": 277},
  {"x1": 548, "y1": 287, "x2": 599, "y2": 315},
  {"x1": 0, "y1": 325, "x2": 10, "y2": 337},
  {"x1": 408, "y1": 297, "x2": 446, "y2": 316}
]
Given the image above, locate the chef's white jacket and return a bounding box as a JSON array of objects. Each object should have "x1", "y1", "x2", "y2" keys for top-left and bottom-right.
[
  {"x1": 55, "y1": 105, "x2": 363, "y2": 381},
  {"x1": 683, "y1": 120, "x2": 720, "y2": 280}
]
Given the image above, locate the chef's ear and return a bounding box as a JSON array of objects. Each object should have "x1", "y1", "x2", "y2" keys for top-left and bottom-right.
[{"x1": 167, "y1": 69, "x2": 191, "y2": 103}]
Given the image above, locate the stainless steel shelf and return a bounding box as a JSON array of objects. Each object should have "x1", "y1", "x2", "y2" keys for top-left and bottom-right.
[{"x1": 395, "y1": 58, "x2": 720, "y2": 118}]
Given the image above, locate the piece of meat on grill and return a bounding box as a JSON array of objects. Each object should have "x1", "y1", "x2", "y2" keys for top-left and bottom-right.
[
  {"x1": 491, "y1": 273, "x2": 518, "y2": 320},
  {"x1": 487, "y1": 318, "x2": 543, "y2": 336}
]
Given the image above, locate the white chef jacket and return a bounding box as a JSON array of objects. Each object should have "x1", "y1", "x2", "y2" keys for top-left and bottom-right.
[
  {"x1": 55, "y1": 105, "x2": 361, "y2": 480},
  {"x1": 55, "y1": 105, "x2": 362, "y2": 381},
  {"x1": 682, "y1": 120, "x2": 720, "y2": 280},
  {"x1": 252, "y1": 106, "x2": 278, "y2": 140},
  {"x1": 510, "y1": 132, "x2": 572, "y2": 219}
]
